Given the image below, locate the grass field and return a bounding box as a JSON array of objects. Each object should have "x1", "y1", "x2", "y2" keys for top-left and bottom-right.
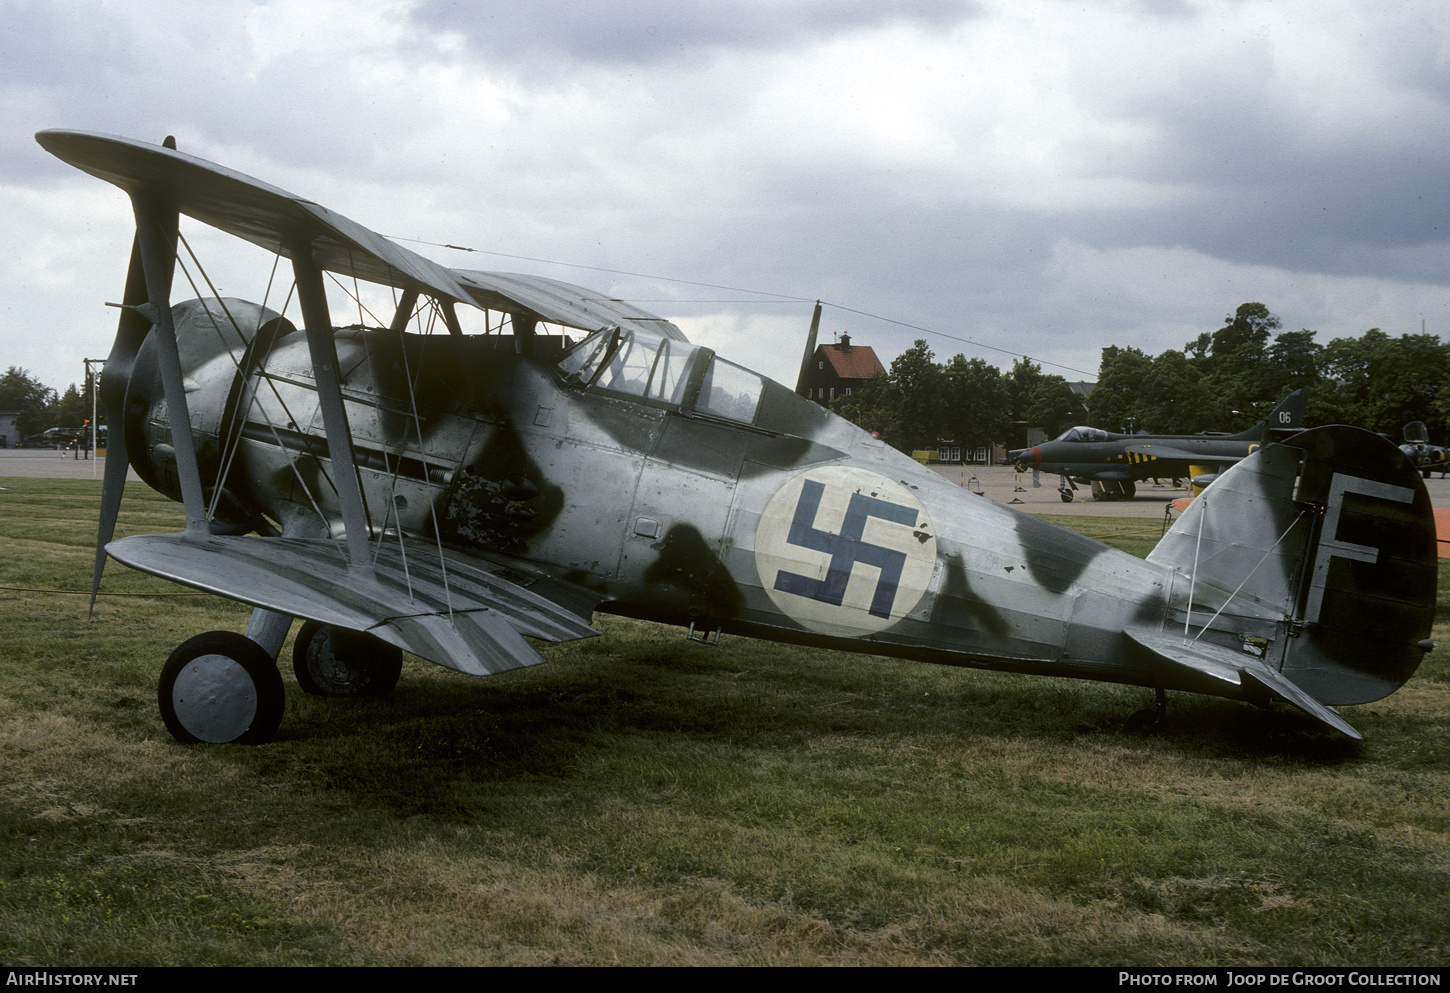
[{"x1": 1, "y1": 478, "x2": 1446, "y2": 966}]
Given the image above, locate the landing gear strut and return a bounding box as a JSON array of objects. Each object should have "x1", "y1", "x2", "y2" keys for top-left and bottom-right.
[
  {"x1": 1091, "y1": 479, "x2": 1137, "y2": 501},
  {"x1": 292, "y1": 620, "x2": 403, "y2": 697}
]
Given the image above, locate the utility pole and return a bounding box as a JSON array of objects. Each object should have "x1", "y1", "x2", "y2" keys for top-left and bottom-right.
[{"x1": 84, "y1": 358, "x2": 104, "y2": 479}]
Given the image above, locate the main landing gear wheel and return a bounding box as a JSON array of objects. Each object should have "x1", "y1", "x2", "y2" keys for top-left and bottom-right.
[
  {"x1": 1059, "y1": 490, "x2": 1074, "y2": 503},
  {"x1": 1091, "y1": 480, "x2": 1137, "y2": 501},
  {"x1": 158, "y1": 631, "x2": 285, "y2": 744},
  {"x1": 292, "y1": 620, "x2": 403, "y2": 697}
]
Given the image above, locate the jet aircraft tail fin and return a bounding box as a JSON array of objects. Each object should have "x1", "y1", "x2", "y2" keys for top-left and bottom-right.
[
  {"x1": 1136, "y1": 424, "x2": 1436, "y2": 736},
  {"x1": 1262, "y1": 388, "x2": 1307, "y2": 436}
]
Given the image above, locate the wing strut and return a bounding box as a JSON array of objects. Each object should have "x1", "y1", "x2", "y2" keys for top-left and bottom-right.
[
  {"x1": 389, "y1": 289, "x2": 419, "y2": 333},
  {"x1": 135, "y1": 199, "x2": 210, "y2": 534},
  {"x1": 291, "y1": 247, "x2": 375, "y2": 577},
  {"x1": 440, "y1": 300, "x2": 464, "y2": 337}
]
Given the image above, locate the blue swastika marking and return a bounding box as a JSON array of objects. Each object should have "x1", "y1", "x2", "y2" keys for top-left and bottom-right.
[{"x1": 772, "y1": 478, "x2": 921, "y2": 618}]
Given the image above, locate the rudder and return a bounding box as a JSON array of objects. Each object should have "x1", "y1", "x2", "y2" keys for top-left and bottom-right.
[{"x1": 1147, "y1": 424, "x2": 1436, "y2": 712}]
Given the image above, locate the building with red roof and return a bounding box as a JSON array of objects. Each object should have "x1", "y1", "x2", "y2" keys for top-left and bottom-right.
[{"x1": 797, "y1": 333, "x2": 885, "y2": 406}]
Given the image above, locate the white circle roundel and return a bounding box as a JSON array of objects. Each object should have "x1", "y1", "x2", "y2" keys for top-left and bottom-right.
[{"x1": 754, "y1": 465, "x2": 936, "y2": 638}]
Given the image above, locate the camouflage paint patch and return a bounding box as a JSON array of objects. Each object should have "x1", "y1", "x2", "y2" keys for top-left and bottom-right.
[{"x1": 754, "y1": 465, "x2": 936, "y2": 638}]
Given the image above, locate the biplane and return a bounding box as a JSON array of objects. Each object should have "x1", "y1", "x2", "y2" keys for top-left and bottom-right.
[{"x1": 37, "y1": 129, "x2": 1436, "y2": 744}]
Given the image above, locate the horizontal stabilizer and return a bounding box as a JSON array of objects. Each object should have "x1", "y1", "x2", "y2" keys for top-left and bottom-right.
[
  {"x1": 1126, "y1": 627, "x2": 1360, "y2": 739},
  {"x1": 107, "y1": 533, "x2": 598, "y2": 676}
]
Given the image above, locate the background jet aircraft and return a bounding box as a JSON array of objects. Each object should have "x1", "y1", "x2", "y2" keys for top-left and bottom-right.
[
  {"x1": 1007, "y1": 390, "x2": 1307, "y2": 501},
  {"x1": 1400, "y1": 421, "x2": 1448, "y2": 479},
  {"x1": 38, "y1": 131, "x2": 1433, "y2": 745}
]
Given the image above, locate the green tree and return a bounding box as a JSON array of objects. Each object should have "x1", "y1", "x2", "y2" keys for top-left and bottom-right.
[
  {"x1": 1265, "y1": 329, "x2": 1323, "y2": 400},
  {"x1": 883, "y1": 340, "x2": 948, "y2": 452},
  {"x1": 0, "y1": 367, "x2": 58, "y2": 437},
  {"x1": 1315, "y1": 330, "x2": 1450, "y2": 436},
  {"x1": 1187, "y1": 303, "x2": 1296, "y2": 432},
  {"x1": 1140, "y1": 349, "x2": 1216, "y2": 433},
  {"x1": 1004, "y1": 356, "x2": 1078, "y2": 442},
  {"x1": 1087, "y1": 345, "x2": 1153, "y2": 432},
  {"x1": 827, "y1": 369, "x2": 890, "y2": 438},
  {"x1": 1188, "y1": 302, "x2": 1280, "y2": 369},
  {"x1": 1025, "y1": 378, "x2": 1085, "y2": 441},
  {"x1": 53, "y1": 383, "x2": 87, "y2": 431},
  {"x1": 942, "y1": 354, "x2": 1009, "y2": 450}
]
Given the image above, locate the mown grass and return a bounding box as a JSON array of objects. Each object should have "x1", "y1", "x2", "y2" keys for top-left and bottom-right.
[{"x1": 1, "y1": 478, "x2": 1446, "y2": 965}]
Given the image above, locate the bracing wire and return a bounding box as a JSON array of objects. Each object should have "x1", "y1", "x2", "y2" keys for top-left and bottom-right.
[
  {"x1": 171, "y1": 234, "x2": 334, "y2": 539},
  {"x1": 387, "y1": 235, "x2": 1099, "y2": 379},
  {"x1": 1189, "y1": 511, "x2": 1309, "y2": 649}
]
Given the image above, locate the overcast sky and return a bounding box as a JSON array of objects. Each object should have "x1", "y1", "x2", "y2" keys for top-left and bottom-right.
[{"x1": 3, "y1": 0, "x2": 1448, "y2": 397}]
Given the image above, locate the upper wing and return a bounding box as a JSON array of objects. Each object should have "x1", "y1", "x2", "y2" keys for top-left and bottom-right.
[
  {"x1": 35, "y1": 130, "x2": 686, "y2": 340},
  {"x1": 36, "y1": 130, "x2": 473, "y2": 304},
  {"x1": 454, "y1": 270, "x2": 688, "y2": 340}
]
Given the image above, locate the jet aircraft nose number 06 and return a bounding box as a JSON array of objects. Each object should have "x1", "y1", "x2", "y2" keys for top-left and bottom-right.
[{"x1": 755, "y1": 466, "x2": 937, "y2": 638}]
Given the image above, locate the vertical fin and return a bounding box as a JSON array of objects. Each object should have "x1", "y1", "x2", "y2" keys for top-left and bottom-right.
[{"x1": 1147, "y1": 425, "x2": 1436, "y2": 708}]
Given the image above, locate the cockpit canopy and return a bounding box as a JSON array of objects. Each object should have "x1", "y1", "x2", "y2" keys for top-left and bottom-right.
[
  {"x1": 1051, "y1": 426, "x2": 1111, "y2": 444},
  {"x1": 556, "y1": 326, "x2": 767, "y2": 426}
]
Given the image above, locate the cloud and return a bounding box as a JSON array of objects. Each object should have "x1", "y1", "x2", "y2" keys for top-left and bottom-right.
[
  {"x1": 2, "y1": 0, "x2": 1448, "y2": 396},
  {"x1": 409, "y1": 0, "x2": 982, "y2": 71}
]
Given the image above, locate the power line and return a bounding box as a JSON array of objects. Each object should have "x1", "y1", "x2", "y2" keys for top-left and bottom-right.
[
  {"x1": 391, "y1": 235, "x2": 1098, "y2": 381},
  {"x1": 820, "y1": 302, "x2": 1098, "y2": 379},
  {"x1": 389, "y1": 237, "x2": 807, "y2": 302}
]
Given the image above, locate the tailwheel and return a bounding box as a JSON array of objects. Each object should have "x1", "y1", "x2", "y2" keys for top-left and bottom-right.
[
  {"x1": 1125, "y1": 687, "x2": 1168, "y2": 734},
  {"x1": 159, "y1": 631, "x2": 285, "y2": 744},
  {"x1": 292, "y1": 620, "x2": 403, "y2": 697}
]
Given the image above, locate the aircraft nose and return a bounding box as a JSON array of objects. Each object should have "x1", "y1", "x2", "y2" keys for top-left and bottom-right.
[
  {"x1": 116, "y1": 330, "x2": 173, "y2": 497},
  {"x1": 1006, "y1": 447, "x2": 1040, "y2": 471}
]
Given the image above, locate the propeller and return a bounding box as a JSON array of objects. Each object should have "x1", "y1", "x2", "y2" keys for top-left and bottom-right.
[{"x1": 88, "y1": 137, "x2": 178, "y2": 616}]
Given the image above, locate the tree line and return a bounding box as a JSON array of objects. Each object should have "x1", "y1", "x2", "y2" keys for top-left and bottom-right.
[
  {"x1": 828, "y1": 344, "x2": 1081, "y2": 453},
  {"x1": 1091, "y1": 302, "x2": 1450, "y2": 439},
  {"x1": 1, "y1": 367, "x2": 93, "y2": 440},
  {"x1": 829, "y1": 303, "x2": 1450, "y2": 453},
  {"x1": 10, "y1": 301, "x2": 1444, "y2": 452}
]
